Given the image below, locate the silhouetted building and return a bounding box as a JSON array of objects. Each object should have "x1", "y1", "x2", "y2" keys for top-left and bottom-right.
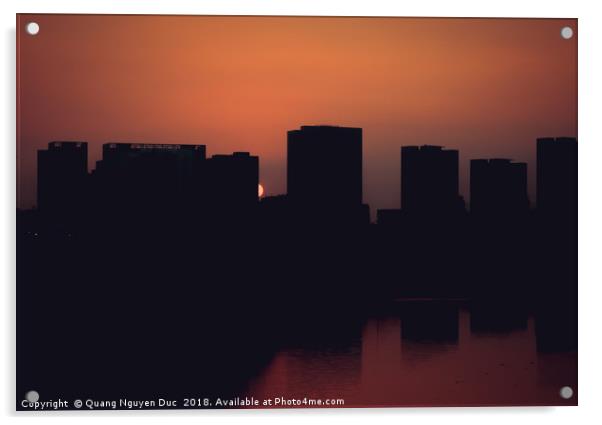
[
  {"x1": 536, "y1": 137, "x2": 577, "y2": 219},
  {"x1": 37, "y1": 141, "x2": 88, "y2": 215},
  {"x1": 287, "y1": 125, "x2": 368, "y2": 224},
  {"x1": 207, "y1": 152, "x2": 259, "y2": 213},
  {"x1": 401, "y1": 145, "x2": 464, "y2": 215},
  {"x1": 92, "y1": 143, "x2": 206, "y2": 215},
  {"x1": 288, "y1": 125, "x2": 362, "y2": 205},
  {"x1": 534, "y1": 137, "x2": 577, "y2": 353},
  {"x1": 470, "y1": 159, "x2": 529, "y2": 217}
]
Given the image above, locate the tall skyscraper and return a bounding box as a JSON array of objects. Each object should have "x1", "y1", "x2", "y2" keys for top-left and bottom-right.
[
  {"x1": 287, "y1": 125, "x2": 367, "y2": 224},
  {"x1": 470, "y1": 159, "x2": 529, "y2": 217},
  {"x1": 535, "y1": 140, "x2": 577, "y2": 355},
  {"x1": 287, "y1": 125, "x2": 362, "y2": 205},
  {"x1": 536, "y1": 137, "x2": 577, "y2": 218},
  {"x1": 37, "y1": 141, "x2": 88, "y2": 215},
  {"x1": 401, "y1": 145, "x2": 464, "y2": 215}
]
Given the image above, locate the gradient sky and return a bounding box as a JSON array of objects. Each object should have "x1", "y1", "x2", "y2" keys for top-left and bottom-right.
[{"x1": 17, "y1": 15, "x2": 577, "y2": 216}]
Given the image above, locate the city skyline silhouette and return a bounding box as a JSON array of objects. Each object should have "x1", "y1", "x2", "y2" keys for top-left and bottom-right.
[
  {"x1": 17, "y1": 126, "x2": 578, "y2": 409},
  {"x1": 16, "y1": 14, "x2": 578, "y2": 410},
  {"x1": 16, "y1": 15, "x2": 577, "y2": 219},
  {"x1": 19, "y1": 130, "x2": 578, "y2": 221},
  {"x1": 25, "y1": 127, "x2": 577, "y2": 221}
]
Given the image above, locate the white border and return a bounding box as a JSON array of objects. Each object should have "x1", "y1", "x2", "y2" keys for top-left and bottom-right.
[{"x1": 3, "y1": 1, "x2": 601, "y2": 424}]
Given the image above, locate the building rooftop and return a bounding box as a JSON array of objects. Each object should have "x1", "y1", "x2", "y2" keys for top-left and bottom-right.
[{"x1": 103, "y1": 143, "x2": 205, "y2": 151}]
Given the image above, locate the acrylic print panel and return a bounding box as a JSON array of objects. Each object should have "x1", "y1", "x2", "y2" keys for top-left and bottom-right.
[{"x1": 16, "y1": 14, "x2": 577, "y2": 410}]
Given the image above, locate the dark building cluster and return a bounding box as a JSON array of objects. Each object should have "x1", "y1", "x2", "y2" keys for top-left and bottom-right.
[
  {"x1": 18, "y1": 127, "x2": 578, "y2": 405},
  {"x1": 378, "y1": 137, "x2": 576, "y2": 225},
  {"x1": 28, "y1": 127, "x2": 578, "y2": 318},
  {"x1": 33, "y1": 127, "x2": 577, "y2": 229},
  {"x1": 37, "y1": 141, "x2": 259, "y2": 225},
  {"x1": 35, "y1": 126, "x2": 372, "y2": 228}
]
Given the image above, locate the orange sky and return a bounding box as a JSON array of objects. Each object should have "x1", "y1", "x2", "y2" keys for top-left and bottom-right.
[{"x1": 17, "y1": 15, "x2": 577, "y2": 215}]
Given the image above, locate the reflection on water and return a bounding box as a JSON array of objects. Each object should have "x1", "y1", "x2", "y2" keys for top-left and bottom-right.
[{"x1": 244, "y1": 301, "x2": 577, "y2": 407}]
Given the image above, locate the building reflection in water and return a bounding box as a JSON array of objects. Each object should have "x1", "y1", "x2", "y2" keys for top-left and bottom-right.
[{"x1": 245, "y1": 301, "x2": 576, "y2": 407}]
